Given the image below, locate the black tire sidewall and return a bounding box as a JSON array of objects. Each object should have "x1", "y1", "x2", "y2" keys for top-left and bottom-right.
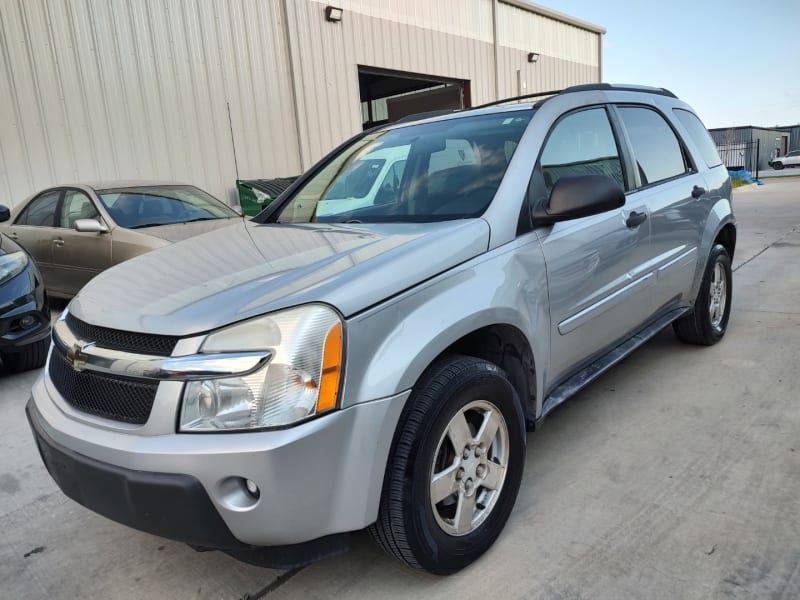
[
  {"x1": 697, "y1": 244, "x2": 732, "y2": 343},
  {"x1": 404, "y1": 364, "x2": 525, "y2": 574}
]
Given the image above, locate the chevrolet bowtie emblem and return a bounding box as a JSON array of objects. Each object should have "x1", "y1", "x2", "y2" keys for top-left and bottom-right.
[{"x1": 66, "y1": 341, "x2": 96, "y2": 372}]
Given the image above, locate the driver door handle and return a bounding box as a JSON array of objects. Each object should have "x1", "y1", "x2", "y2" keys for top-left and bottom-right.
[
  {"x1": 625, "y1": 211, "x2": 647, "y2": 229},
  {"x1": 52, "y1": 238, "x2": 64, "y2": 247}
]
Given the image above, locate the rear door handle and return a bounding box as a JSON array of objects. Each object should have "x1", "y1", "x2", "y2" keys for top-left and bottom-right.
[
  {"x1": 692, "y1": 185, "x2": 706, "y2": 199},
  {"x1": 52, "y1": 239, "x2": 64, "y2": 247},
  {"x1": 625, "y1": 211, "x2": 647, "y2": 228}
]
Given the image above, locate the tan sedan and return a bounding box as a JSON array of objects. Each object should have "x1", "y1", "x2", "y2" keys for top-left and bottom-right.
[{"x1": 0, "y1": 181, "x2": 242, "y2": 298}]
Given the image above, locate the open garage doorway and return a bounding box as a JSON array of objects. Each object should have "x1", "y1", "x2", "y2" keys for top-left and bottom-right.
[{"x1": 358, "y1": 66, "x2": 470, "y2": 130}]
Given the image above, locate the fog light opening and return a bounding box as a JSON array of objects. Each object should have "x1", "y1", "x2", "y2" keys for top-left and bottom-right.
[
  {"x1": 217, "y1": 476, "x2": 261, "y2": 510},
  {"x1": 245, "y1": 479, "x2": 260, "y2": 499},
  {"x1": 20, "y1": 315, "x2": 36, "y2": 329}
]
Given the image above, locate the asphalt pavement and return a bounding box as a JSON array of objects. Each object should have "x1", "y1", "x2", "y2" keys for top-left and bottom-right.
[{"x1": 1, "y1": 179, "x2": 798, "y2": 599}]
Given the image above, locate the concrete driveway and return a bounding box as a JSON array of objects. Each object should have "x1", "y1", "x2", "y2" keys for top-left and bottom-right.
[{"x1": 1, "y1": 179, "x2": 798, "y2": 599}]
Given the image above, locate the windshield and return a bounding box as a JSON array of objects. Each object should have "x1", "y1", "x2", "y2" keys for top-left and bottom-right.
[
  {"x1": 97, "y1": 185, "x2": 238, "y2": 229},
  {"x1": 275, "y1": 111, "x2": 533, "y2": 224}
]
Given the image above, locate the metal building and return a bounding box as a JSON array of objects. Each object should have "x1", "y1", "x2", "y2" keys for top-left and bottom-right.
[
  {"x1": 0, "y1": 0, "x2": 604, "y2": 208},
  {"x1": 710, "y1": 125, "x2": 797, "y2": 173}
]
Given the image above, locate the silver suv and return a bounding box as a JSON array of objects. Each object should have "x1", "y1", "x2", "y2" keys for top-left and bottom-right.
[{"x1": 27, "y1": 84, "x2": 735, "y2": 575}]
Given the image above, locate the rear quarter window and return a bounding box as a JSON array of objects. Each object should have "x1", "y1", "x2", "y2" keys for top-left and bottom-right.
[
  {"x1": 618, "y1": 107, "x2": 689, "y2": 186},
  {"x1": 673, "y1": 109, "x2": 723, "y2": 168}
]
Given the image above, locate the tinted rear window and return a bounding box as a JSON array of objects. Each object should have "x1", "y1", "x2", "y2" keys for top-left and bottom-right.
[
  {"x1": 618, "y1": 107, "x2": 688, "y2": 186},
  {"x1": 674, "y1": 109, "x2": 722, "y2": 168}
]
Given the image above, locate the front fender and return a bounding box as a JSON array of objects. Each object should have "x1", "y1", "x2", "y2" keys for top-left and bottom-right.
[{"x1": 342, "y1": 237, "x2": 550, "y2": 415}]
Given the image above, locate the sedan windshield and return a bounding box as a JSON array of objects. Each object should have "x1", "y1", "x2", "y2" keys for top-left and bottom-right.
[
  {"x1": 275, "y1": 111, "x2": 533, "y2": 224},
  {"x1": 97, "y1": 185, "x2": 238, "y2": 229}
]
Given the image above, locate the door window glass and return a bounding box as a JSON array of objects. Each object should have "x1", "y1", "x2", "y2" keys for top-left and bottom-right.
[
  {"x1": 619, "y1": 107, "x2": 688, "y2": 185},
  {"x1": 60, "y1": 190, "x2": 100, "y2": 228},
  {"x1": 15, "y1": 191, "x2": 60, "y2": 226},
  {"x1": 539, "y1": 108, "x2": 624, "y2": 193},
  {"x1": 673, "y1": 109, "x2": 722, "y2": 168}
]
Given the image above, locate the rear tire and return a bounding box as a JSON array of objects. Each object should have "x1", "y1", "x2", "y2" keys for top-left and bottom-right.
[
  {"x1": 369, "y1": 356, "x2": 526, "y2": 574},
  {"x1": 673, "y1": 244, "x2": 732, "y2": 346},
  {"x1": 1, "y1": 338, "x2": 49, "y2": 373}
]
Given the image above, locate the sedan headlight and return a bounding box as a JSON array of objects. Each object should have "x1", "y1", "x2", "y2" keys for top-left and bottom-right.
[
  {"x1": 180, "y1": 304, "x2": 343, "y2": 432},
  {"x1": 0, "y1": 251, "x2": 28, "y2": 285}
]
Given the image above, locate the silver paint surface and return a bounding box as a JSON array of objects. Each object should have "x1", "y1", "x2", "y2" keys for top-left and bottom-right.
[{"x1": 30, "y1": 88, "x2": 735, "y2": 544}]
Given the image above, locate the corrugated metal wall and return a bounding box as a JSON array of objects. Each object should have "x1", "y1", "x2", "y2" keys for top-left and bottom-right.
[
  {"x1": 0, "y1": 0, "x2": 601, "y2": 209},
  {"x1": 287, "y1": 0, "x2": 498, "y2": 168},
  {"x1": 496, "y1": 1, "x2": 599, "y2": 98},
  {"x1": 710, "y1": 126, "x2": 793, "y2": 170},
  {"x1": 783, "y1": 126, "x2": 799, "y2": 152},
  {"x1": 0, "y1": 0, "x2": 301, "y2": 207}
]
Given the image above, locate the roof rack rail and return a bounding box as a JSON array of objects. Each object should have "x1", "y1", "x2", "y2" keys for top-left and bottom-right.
[
  {"x1": 386, "y1": 84, "x2": 679, "y2": 128},
  {"x1": 474, "y1": 89, "x2": 564, "y2": 109},
  {"x1": 556, "y1": 83, "x2": 677, "y2": 98}
]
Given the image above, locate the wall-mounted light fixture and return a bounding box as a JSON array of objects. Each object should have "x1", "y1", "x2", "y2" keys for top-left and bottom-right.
[
  {"x1": 528, "y1": 52, "x2": 540, "y2": 63},
  {"x1": 325, "y1": 6, "x2": 343, "y2": 22}
]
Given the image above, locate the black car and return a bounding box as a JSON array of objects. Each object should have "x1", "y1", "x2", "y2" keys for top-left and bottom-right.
[{"x1": 0, "y1": 221, "x2": 50, "y2": 373}]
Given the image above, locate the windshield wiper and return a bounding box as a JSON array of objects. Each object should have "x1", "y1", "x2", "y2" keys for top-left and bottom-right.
[
  {"x1": 129, "y1": 222, "x2": 170, "y2": 229},
  {"x1": 181, "y1": 217, "x2": 219, "y2": 224}
]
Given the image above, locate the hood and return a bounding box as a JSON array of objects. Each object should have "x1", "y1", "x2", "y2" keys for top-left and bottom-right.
[
  {"x1": 69, "y1": 219, "x2": 490, "y2": 336},
  {"x1": 130, "y1": 217, "x2": 241, "y2": 242}
]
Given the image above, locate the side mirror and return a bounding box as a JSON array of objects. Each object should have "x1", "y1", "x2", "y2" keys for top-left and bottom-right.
[
  {"x1": 533, "y1": 175, "x2": 625, "y2": 225},
  {"x1": 74, "y1": 219, "x2": 109, "y2": 233},
  {"x1": 0, "y1": 205, "x2": 10, "y2": 223}
]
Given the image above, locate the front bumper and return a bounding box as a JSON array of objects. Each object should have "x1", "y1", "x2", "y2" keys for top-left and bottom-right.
[
  {"x1": 27, "y1": 400, "x2": 244, "y2": 548},
  {"x1": 28, "y1": 374, "x2": 408, "y2": 547}
]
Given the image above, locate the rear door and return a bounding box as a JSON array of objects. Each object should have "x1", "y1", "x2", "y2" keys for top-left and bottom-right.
[
  {"x1": 50, "y1": 189, "x2": 112, "y2": 296},
  {"x1": 6, "y1": 190, "x2": 61, "y2": 288},
  {"x1": 533, "y1": 106, "x2": 653, "y2": 385},
  {"x1": 614, "y1": 105, "x2": 705, "y2": 315}
]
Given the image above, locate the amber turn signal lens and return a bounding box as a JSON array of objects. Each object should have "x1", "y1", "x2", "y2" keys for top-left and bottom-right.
[{"x1": 316, "y1": 322, "x2": 343, "y2": 413}]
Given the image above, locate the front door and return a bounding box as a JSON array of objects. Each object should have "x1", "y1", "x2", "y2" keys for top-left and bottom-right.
[
  {"x1": 50, "y1": 190, "x2": 112, "y2": 296},
  {"x1": 6, "y1": 190, "x2": 61, "y2": 288},
  {"x1": 531, "y1": 107, "x2": 653, "y2": 386}
]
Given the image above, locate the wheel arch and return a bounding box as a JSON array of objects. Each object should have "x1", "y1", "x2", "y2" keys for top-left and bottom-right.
[
  {"x1": 690, "y1": 198, "x2": 736, "y2": 301},
  {"x1": 426, "y1": 323, "x2": 537, "y2": 426},
  {"x1": 714, "y1": 222, "x2": 737, "y2": 260}
]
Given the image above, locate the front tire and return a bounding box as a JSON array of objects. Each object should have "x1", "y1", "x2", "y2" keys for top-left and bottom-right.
[
  {"x1": 673, "y1": 244, "x2": 732, "y2": 345},
  {"x1": 369, "y1": 356, "x2": 526, "y2": 574},
  {"x1": 773, "y1": 162, "x2": 784, "y2": 170}
]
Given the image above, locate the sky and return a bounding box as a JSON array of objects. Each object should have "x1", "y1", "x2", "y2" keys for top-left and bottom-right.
[{"x1": 538, "y1": 0, "x2": 800, "y2": 129}]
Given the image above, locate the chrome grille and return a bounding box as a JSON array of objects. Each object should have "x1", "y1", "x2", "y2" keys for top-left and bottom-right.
[
  {"x1": 49, "y1": 346, "x2": 159, "y2": 425},
  {"x1": 65, "y1": 313, "x2": 178, "y2": 357}
]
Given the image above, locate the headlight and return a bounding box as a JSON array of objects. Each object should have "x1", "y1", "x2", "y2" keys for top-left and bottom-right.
[
  {"x1": 0, "y1": 251, "x2": 28, "y2": 285},
  {"x1": 179, "y1": 304, "x2": 343, "y2": 432}
]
